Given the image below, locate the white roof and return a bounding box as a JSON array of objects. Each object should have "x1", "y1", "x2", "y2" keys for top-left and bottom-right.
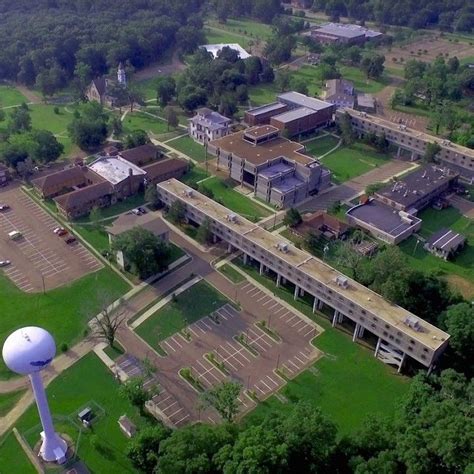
[
  {"x1": 89, "y1": 156, "x2": 146, "y2": 185},
  {"x1": 201, "y1": 43, "x2": 251, "y2": 59}
]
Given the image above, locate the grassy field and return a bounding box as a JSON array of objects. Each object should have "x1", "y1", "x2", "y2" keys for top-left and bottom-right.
[
  {"x1": 201, "y1": 177, "x2": 272, "y2": 221},
  {"x1": 304, "y1": 135, "x2": 340, "y2": 157},
  {"x1": 218, "y1": 263, "x2": 246, "y2": 283},
  {"x1": 0, "y1": 85, "x2": 28, "y2": 108},
  {"x1": 321, "y1": 143, "x2": 389, "y2": 183},
  {"x1": 234, "y1": 261, "x2": 410, "y2": 435},
  {"x1": 0, "y1": 269, "x2": 129, "y2": 380},
  {"x1": 399, "y1": 207, "x2": 474, "y2": 295},
  {"x1": 0, "y1": 432, "x2": 36, "y2": 474},
  {"x1": 0, "y1": 389, "x2": 26, "y2": 417},
  {"x1": 339, "y1": 66, "x2": 390, "y2": 94},
  {"x1": 103, "y1": 341, "x2": 125, "y2": 360},
  {"x1": 204, "y1": 27, "x2": 252, "y2": 49},
  {"x1": 167, "y1": 135, "x2": 208, "y2": 162},
  {"x1": 290, "y1": 65, "x2": 325, "y2": 97},
  {"x1": 207, "y1": 18, "x2": 273, "y2": 41},
  {"x1": 122, "y1": 111, "x2": 171, "y2": 136},
  {"x1": 0, "y1": 354, "x2": 148, "y2": 473},
  {"x1": 135, "y1": 280, "x2": 230, "y2": 351},
  {"x1": 248, "y1": 82, "x2": 279, "y2": 107},
  {"x1": 179, "y1": 165, "x2": 209, "y2": 187}
]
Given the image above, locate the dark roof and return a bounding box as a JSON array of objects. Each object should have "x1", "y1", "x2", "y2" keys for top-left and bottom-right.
[
  {"x1": 245, "y1": 102, "x2": 288, "y2": 117},
  {"x1": 426, "y1": 228, "x2": 466, "y2": 251},
  {"x1": 106, "y1": 213, "x2": 169, "y2": 237},
  {"x1": 142, "y1": 158, "x2": 188, "y2": 179},
  {"x1": 296, "y1": 210, "x2": 350, "y2": 235},
  {"x1": 0, "y1": 163, "x2": 8, "y2": 171},
  {"x1": 91, "y1": 77, "x2": 107, "y2": 96},
  {"x1": 119, "y1": 144, "x2": 159, "y2": 166},
  {"x1": 31, "y1": 166, "x2": 87, "y2": 195},
  {"x1": 375, "y1": 165, "x2": 458, "y2": 209},
  {"x1": 54, "y1": 181, "x2": 114, "y2": 211},
  {"x1": 326, "y1": 79, "x2": 354, "y2": 96}
]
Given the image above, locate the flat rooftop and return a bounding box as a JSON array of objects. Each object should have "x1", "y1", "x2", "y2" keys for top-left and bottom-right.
[
  {"x1": 158, "y1": 178, "x2": 449, "y2": 351},
  {"x1": 245, "y1": 125, "x2": 279, "y2": 140},
  {"x1": 426, "y1": 228, "x2": 466, "y2": 251},
  {"x1": 211, "y1": 130, "x2": 315, "y2": 166},
  {"x1": 278, "y1": 92, "x2": 334, "y2": 112},
  {"x1": 342, "y1": 108, "x2": 474, "y2": 159},
  {"x1": 272, "y1": 107, "x2": 318, "y2": 123},
  {"x1": 201, "y1": 43, "x2": 251, "y2": 59},
  {"x1": 272, "y1": 176, "x2": 305, "y2": 193},
  {"x1": 347, "y1": 201, "x2": 422, "y2": 237},
  {"x1": 259, "y1": 163, "x2": 294, "y2": 179},
  {"x1": 376, "y1": 165, "x2": 457, "y2": 209},
  {"x1": 246, "y1": 102, "x2": 288, "y2": 117},
  {"x1": 314, "y1": 22, "x2": 382, "y2": 39},
  {"x1": 357, "y1": 93, "x2": 375, "y2": 108},
  {"x1": 89, "y1": 156, "x2": 146, "y2": 185}
]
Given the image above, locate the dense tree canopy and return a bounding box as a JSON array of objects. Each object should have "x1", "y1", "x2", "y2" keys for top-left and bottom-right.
[{"x1": 0, "y1": 0, "x2": 206, "y2": 85}]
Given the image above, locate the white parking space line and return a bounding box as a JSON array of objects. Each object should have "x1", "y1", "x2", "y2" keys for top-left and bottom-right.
[
  {"x1": 294, "y1": 355, "x2": 306, "y2": 365},
  {"x1": 162, "y1": 340, "x2": 176, "y2": 352},
  {"x1": 168, "y1": 407, "x2": 184, "y2": 418},
  {"x1": 291, "y1": 318, "x2": 306, "y2": 328},
  {"x1": 175, "y1": 414, "x2": 190, "y2": 425}
]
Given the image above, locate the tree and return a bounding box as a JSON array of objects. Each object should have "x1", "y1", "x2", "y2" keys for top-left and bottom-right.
[
  {"x1": 164, "y1": 106, "x2": 179, "y2": 131},
  {"x1": 126, "y1": 425, "x2": 171, "y2": 473},
  {"x1": 9, "y1": 105, "x2": 31, "y2": 133},
  {"x1": 335, "y1": 241, "x2": 365, "y2": 281},
  {"x1": 276, "y1": 69, "x2": 291, "y2": 92},
  {"x1": 175, "y1": 25, "x2": 206, "y2": 55},
  {"x1": 156, "y1": 77, "x2": 176, "y2": 107},
  {"x1": 424, "y1": 142, "x2": 441, "y2": 162},
  {"x1": 361, "y1": 53, "x2": 385, "y2": 79},
  {"x1": 365, "y1": 182, "x2": 384, "y2": 196},
  {"x1": 441, "y1": 303, "x2": 474, "y2": 376},
  {"x1": 125, "y1": 129, "x2": 148, "y2": 149},
  {"x1": 90, "y1": 294, "x2": 128, "y2": 348},
  {"x1": 196, "y1": 217, "x2": 213, "y2": 245},
  {"x1": 145, "y1": 184, "x2": 160, "y2": 209},
  {"x1": 119, "y1": 377, "x2": 156, "y2": 416},
  {"x1": 111, "y1": 117, "x2": 123, "y2": 136},
  {"x1": 338, "y1": 112, "x2": 356, "y2": 145},
  {"x1": 283, "y1": 208, "x2": 302, "y2": 228},
  {"x1": 68, "y1": 102, "x2": 108, "y2": 151},
  {"x1": 167, "y1": 200, "x2": 186, "y2": 224},
  {"x1": 112, "y1": 227, "x2": 171, "y2": 278},
  {"x1": 201, "y1": 381, "x2": 241, "y2": 423},
  {"x1": 28, "y1": 130, "x2": 64, "y2": 163}
]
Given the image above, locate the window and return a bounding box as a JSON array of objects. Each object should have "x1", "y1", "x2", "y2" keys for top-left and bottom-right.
[
  {"x1": 371, "y1": 323, "x2": 376, "y2": 329},
  {"x1": 408, "y1": 346, "x2": 413, "y2": 352},
  {"x1": 385, "y1": 324, "x2": 389, "y2": 329}
]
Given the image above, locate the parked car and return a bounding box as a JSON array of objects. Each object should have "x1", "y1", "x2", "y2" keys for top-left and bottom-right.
[
  {"x1": 138, "y1": 207, "x2": 147, "y2": 214},
  {"x1": 8, "y1": 230, "x2": 22, "y2": 240},
  {"x1": 0, "y1": 260, "x2": 11, "y2": 267},
  {"x1": 132, "y1": 208, "x2": 142, "y2": 216},
  {"x1": 53, "y1": 227, "x2": 67, "y2": 236},
  {"x1": 65, "y1": 235, "x2": 76, "y2": 244},
  {"x1": 0, "y1": 204, "x2": 10, "y2": 211}
]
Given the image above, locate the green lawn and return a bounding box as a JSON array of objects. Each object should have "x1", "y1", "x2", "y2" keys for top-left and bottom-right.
[
  {"x1": 248, "y1": 83, "x2": 279, "y2": 107},
  {"x1": 200, "y1": 177, "x2": 271, "y2": 221},
  {"x1": 218, "y1": 263, "x2": 246, "y2": 283},
  {"x1": 233, "y1": 260, "x2": 410, "y2": 435},
  {"x1": 204, "y1": 27, "x2": 252, "y2": 49},
  {"x1": 208, "y1": 18, "x2": 273, "y2": 41},
  {"x1": 0, "y1": 432, "x2": 36, "y2": 474},
  {"x1": 399, "y1": 207, "x2": 474, "y2": 289},
  {"x1": 0, "y1": 389, "x2": 26, "y2": 417},
  {"x1": 0, "y1": 354, "x2": 148, "y2": 473},
  {"x1": 122, "y1": 111, "x2": 171, "y2": 136},
  {"x1": 321, "y1": 143, "x2": 390, "y2": 183},
  {"x1": 339, "y1": 66, "x2": 390, "y2": 94},
  {"x1": 0, "y1": 85, "x2": 28, "y2": 108},
  {"x1": 73, "y1": 223, "x2": 111, "y2": 253},
  {"x1": 290, "y1": 65, "x2": 324, "y2": 97},
  {"x1": 103, "y1": 342, "x2": 125, "y2": 361},
  {"x1": 135, "y1": 78, "x2": 162, "y2": 101},
  {"x1": 136, "y1": 280, "x2": 230, "y2": 351},
  {"x1": 179, "y1": 165, "x2": 209, "y2": 187},
  {"x1": 304, "y1": 135, "x2": 340, "y2": 157},
  {"x1": 167, "y1": 135, "x2": 208, "y2": 162},
  {"x1": 0, "y1": 269, "x2": 130, "y2": 380}
]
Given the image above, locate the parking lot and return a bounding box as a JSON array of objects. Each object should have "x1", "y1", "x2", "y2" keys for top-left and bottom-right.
[
  {"x1": 129, "y1": 280, "x2": 322, "y2": 426},
  {"x1": 0, "y1": 185, "x2": 102, "y2": 292}
]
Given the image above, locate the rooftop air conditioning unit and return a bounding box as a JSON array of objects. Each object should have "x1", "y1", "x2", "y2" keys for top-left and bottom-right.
[
  {"x1": 227, "y1": 213, "x2": 237, "y2": 223},
  {"x1": 335, "y1": 275, "x2": 348, "y2": 288},
  {"x1": 277, "y1": 242, "x2": 289, "y2": 253},
  {"x1": 183, "y1": 189, "x2": 193, "y2": 198},
  {"x1": 404, "y1": 315, "x2": 422, "y2": 332}
]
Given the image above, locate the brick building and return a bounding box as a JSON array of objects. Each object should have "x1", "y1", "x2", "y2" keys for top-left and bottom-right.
[{"x1": 311, "y1": 23, "x2": 383, "y2": 45}]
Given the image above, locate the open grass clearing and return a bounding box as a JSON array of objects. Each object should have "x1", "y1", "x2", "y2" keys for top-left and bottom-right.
[
  {"x1": 0, "y1": 269, "x2": 129, "y2": 380},
  {"x1": 122, "y1": 111, "x2": 172, "y2": 136},
  {"x1": 207, "y1": 18, "x2": 273, "y2": 41},
  {"x1": 0, "y1": 389, "x2": 26, "y2": 417},
  {"x1": 200, "y1": 177, "x2": 272, "y2": 221},
  {"x1": 218, "y1": 263, "x2": 246, "y2": 283},
  {"x1": 321, "y1": 143, "x2": 389, "y2": 183},
  {"x1": 0, "y1": 432, "x2": 36, "y2": 474},
  {"x1": 179, "y1": 165, "x2": 209, "y2": 187},
  {"x1": 103, "y1": 341, "x2": 125, "y2": 361},
  {"x1": 248, "y1": 82, "x2": 279, "y2": 107},
  {"x1": 0, "y1": 353, "x2": 148, "y2": 473},
  {"x1": 234, "y1": 260, "x2": 410, "y2": 435},
  {"x1": 135, "y1": 280, "x2": 230, "y2": 350},
  {"x1": 304, "y1": 135, "x2": 340, "y2": 157},
  {"x1": 339, "y1": 66, "x2": 390, "y2": 94},
  {"x1": 167, "y1": 135, "x2": 208, "y2": 162},
  {"x1": 0, "y1": 85, "x2": 28, "y2": 108},
  {"x1": 204, "y1": 26, "x2": 252, "y2": 49}
]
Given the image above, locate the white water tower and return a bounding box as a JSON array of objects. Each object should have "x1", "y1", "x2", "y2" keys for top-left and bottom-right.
[{"x1": 2, "y1": 327, "x2": 67, "y2": 464}]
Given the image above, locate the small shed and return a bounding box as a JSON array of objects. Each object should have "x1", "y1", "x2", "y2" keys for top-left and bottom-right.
[
  {"x1": 424, "y1": 228, "x2": 466, "y2": 260},
  {"x1": 118, "y1": 415, "x2": 137, "y2": 438}
]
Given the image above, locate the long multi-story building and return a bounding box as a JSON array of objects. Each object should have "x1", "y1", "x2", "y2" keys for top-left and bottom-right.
[
  {"x1": 337, "y1": 108, "x2": 474, "y2": 181},
  {"x1": 208, "y1": 125, "x2": 331, "y2": 208},
  {"x1": 157, "y1": 178, "x2": 450, "y2": 372}
]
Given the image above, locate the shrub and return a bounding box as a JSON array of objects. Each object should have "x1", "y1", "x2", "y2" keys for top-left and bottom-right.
[{"x1": 60, "y1": 342, "x2": 68, "y2": 352}]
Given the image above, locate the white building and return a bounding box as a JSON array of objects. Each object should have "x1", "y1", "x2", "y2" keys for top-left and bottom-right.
[
  {"x1": 188, "y1": 108, "x2": 231, "y2": 144},
  {"x1": 201, "y1": 43, "x2": 251, "y2": 59}
]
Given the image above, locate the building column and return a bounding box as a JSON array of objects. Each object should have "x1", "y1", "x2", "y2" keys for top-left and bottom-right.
[
  {"x1": 313, "y1": 297, "x2": 319, "y2": 313},
  {"x1": 358, "y1": 325, "x2": 365, "y2": 338},
  {"x1": 352, "y1": 323, "x2": 360, "y2": 342},
  {"x1": 243, "y1": 253, "x2": 248, "y2": 265},
  {"x1": 300, "y1": 288, "x2": 305, "y2": 297},
  {"x1": 318, "y1": 299, "x2": 324, "y2": 310},
  {"x1": 338, "y1": 312, "x2": 344, "y2": 323},
  {"x1": 276, "y1": 274, "x2": 281, "y2": 288},
  {"x1": 213, "y1": 234, "x2": 217, "y2": 244},
  {"x1": 281, "y1": 277, "x2": 286, "y2": 285},
  {"x1": 259, "y1": 262, "x2": 264, "y2": 275},
  {"x1": 294, "y1": 285, "x2": 300, "y2": 300},
  {"x1": 374, "y1": 337, "x2": 381, "y2": 358},
  {"x1": 397, "y1": 146, "x2": 401, "y2": 157},
  {"x1": 332, "y1": 310, "x2": 338, "y2": 327},
  {"x1": 427, "y1": 363, "x2": 433, "y2": 376},
  {"x1": 227, "y1": 243, "x2": 233, "y2": 253},
  {"x1": 398, "y1": 352, "x2": 406, "y2": 373}
]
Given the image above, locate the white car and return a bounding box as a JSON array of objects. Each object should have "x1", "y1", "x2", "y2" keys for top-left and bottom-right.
[
  {"x1": 0, "y1": 204, "x2": 10, "y2": 211},
  {"x1": 0, "y1": 260, "x2": 11, "y2": 267}
]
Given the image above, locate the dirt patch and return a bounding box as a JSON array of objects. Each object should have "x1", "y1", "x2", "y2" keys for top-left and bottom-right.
[
  {"x1": 13, "y1": 84, "x2": 42, "y2": 104},
  {"x1": 444, "y1": 274, "x2": 474, "y2": 299}
]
